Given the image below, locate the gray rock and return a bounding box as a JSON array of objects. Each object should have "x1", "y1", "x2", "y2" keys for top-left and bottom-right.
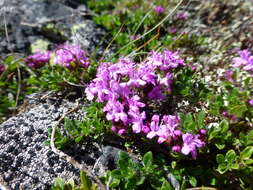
[
  {"x1": 93, "y1": 146, "x2": 121, "y2": 176},
  {"x1": 0, "y1": 0, "x2": 107, "y2": 57},
  {"x1": 0, "y1": 93, "x2": 102, "y2": 189}
]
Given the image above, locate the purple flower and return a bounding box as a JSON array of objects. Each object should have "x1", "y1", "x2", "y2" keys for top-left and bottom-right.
[
  {"x1": 232, "y1": 50, "x2": 251, "y2": 67},
  {"x1": 118, "y1": 129, "x2": 126, "y2": 135},
  {"x1": 109, "y1": 58, "x2": 134, "y2": 80},
  {"x1": 147, "y1": 114, "x2": 160, "y2": 139},
  {"x1": 181, "y1": 133, "x2": 205, "y2": 159},
  {"x1": 111, "y1": 126, "x2": 118, "y2": 133},
  {"x1": 156, "y1": 115, "x2": 181, "y2": 144},
  {"x1": 25, "y1": 51, "x2": 50, "y2": 68},
  {"x1": 104, "y1": 100, "x2": 128, "y2": 124},
  {"x1": 222, "y1": 111, "x2": 238, "y2": 121},
  {"x1": 248, "y1": 99, "x2": 253, "y2": 107},
  {"x1": 154, "y1": 5, "x2": 165, "y2": 14},
  {"x1": 142, "y1": 125, "x2": 150, "y2": 133},
  {"x1": 172, "y1": 145, "x2": 181, "y2": 152},
  {"x1": 0, "y1": 64, "x2": 5, "y2": 73},
  {"x1": 223, "y1": 70, "x2": 234, "y2": 82},
  {"x1": 232, "y1": 49, "x2": 253, "y2": 75},
  {"x1": 161, "y1": 50, "x2": 185, "y2": 70},
  {"x1": 167, "y1": 27, "x2": 177, "y2": 34},
  {"x1": 147, "y1": 50, "x2": 185, "y2": 71},
  {"x1": 129, "y1": 34, "x2": 141, "y2": 41},
  {"x1": 55, "y1": 44, "x2": 89, "y2": 68},
  {"x1": 147, "y1": 114, "x2": 181, "y2": 144},
  {"x1": 127, "y1": 96, "x2": 146, "y2": 133},
  {"x1": 111, "y1": 124, "x2": 127, "y2": 135},
  {"x1": 199, "y1": 129, "x2": 207, "y2": 135},
  {"x1": 159, "y1": 72, "x2": 173, "y2": 93},
  {"x1": 137, "y1": 65, "x2": 157, "y2": 85},
  {"x1": 146, "y1": 51, "x2": 163, "y2": 67},
  {"x1": 148, "y1": 85, "x2": 165, "y2": 100},
  {"x1": 176, "y1": 12, "x2": 189, "y2": 20},
  {"x1": 244, "y1": 61, "x2": 253, "y2": 72},
  {"x1": 131, "y1": 111, "x2": 146, "y2": 133}
]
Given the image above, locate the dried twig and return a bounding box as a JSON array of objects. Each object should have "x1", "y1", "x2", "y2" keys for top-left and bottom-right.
[
  {"x1": 3, "y1": 7, "x2": 10, "y2": 47},
  {"x1": 50, "y1": 104, "x2": 106, "y2": 190},
  {"x1": 110, "y1": 0, "x2": 185, "y2": 57},
  {"x1": 100, "y1": 23, "x2": 125, "y2": 62},
  {"x1": 126, "y1": 27, "x2": 160, "y2": 58},
  {"x1": 15, "y1": 65, "x2": 21, "y2": 107}
]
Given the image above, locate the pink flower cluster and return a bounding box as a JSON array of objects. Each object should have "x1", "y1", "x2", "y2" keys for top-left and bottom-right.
[
  {"x1": 55, "y1": 44, "x2": 90, "y2": 68},
  {"x1": 232, "y1": 49, "x2": 253, "y2": 75},
  {"x1": 86, "y1": 50, "x2": 206, "y2": 158},
  {"x1": 154, "y1": 5, "x2": 165, "y2": 14},
  {"x1": 25, "y1": 44, "x2": 90, "y2": 69},
  {"x1": 25, "y1": 51, "x2": 50, "y2": 69}
]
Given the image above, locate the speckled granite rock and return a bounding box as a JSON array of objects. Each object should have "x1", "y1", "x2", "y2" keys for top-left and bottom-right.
[
  {"x1": 0, "y1": 91, "x2": 129, "y2": 189},
  {"x1": 0, "y1": 93, "x2": 102, "y2": 189}
]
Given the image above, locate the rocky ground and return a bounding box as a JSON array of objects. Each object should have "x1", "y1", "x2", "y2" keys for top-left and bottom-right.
[{"x1": 0, "y1": 91, "x2": 125, "y2": 189}]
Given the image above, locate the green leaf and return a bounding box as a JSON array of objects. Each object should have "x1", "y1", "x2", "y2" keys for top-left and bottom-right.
[
  {"x1": 180, "y1": 178, "x2": 187, "y2": 190},
  {"x1": 220, "y1": 120, "x2": 229, "y2": 134},
  {"x1": 244, "y1": 159, "x2": 253, "y2": 165},
  {"x1": 136, "y1": 176, "x2": 145, "y2": 186},
  {"x1": 110, "y1": 170, "x2": 122, "y2": 179},
  {"x1": 118, "y1": 151, "x2": 130, "y2": 171},
  {"x1": 210, "y1": 178, "x2": 217, "y2": 186},
  {"x1": 110, "y1": 178, "x2": 120, "y2": 188},
  {"x1": 245, "y1": 130, "x2": 253, "y2": 145},
  {"x1": 240, "y1": 146, "x2": 253, "y2": 160},
  {"x1": 189, "y1": 176, "x2": 197, "y2": 187},
  {"x1": 160, "y1": 180, "x2": 173, "y2": 190},
  {"x1": 125, "y1": 177, "x2": 136, "y2": 189},
  {"x1": 217, "y1": 163, "x2": 228, "y2": 174},
  {"x1": 208, "y1": 128, "x2": 219, "y2": 141},
  {"x1": 75, "y1": 135, "x2": 84, "y2": 143},
  {"x1": 143, "y1": 151, "x2": 153, "y2": 168},
  {"x1": 225, "y1": 150, "x2": 237, "y2": 163},
  {"x1": 231, "y1": 163, "x2": 239, "y2": 170},
  {"x1": 171, "y1": 161, "x2": 177, "y2": 169},
  {"x1": 53, "y1": 178, "x2": 65, "y2": 190},
  {"x1": 196, "y1": 111, "x2": 205, "y2": 128},
  {"x1": 215, "y1": 143, "x2": 226, "y2": 150},
  {"x1": 80, "y1": 171, "x2": 92, "y2": 190},
  {"x1": 216, "y1": 154, "x2": 224, "y2": 164},
  {"x1": 66, "y1": 179, "x2": 75, "y2": 189}
]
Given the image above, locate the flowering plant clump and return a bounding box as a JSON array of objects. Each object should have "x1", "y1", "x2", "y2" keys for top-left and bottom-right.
[
  {"x1": 25, "y1": 44, "x2": 90, "y2": 69},
  {"x1": 86, "y1": 50, "x2": 206, "y2": 158},
  {"x1": 54, "y1": 44, "x2": 90, "y2": 68},
  {"x1": 25, "y1": 51, "x2": 51, "y2": 68},
  {"x1": 218, "y1": 49, "x2": 253, "y2": 118},
  {"x1": 232, "y1": 49, "x2": 253, "y2": 75}
]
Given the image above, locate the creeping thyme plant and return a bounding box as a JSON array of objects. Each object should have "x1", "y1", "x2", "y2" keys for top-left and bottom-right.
[
  {"x1": 85, "y1": 50, "x2": 206, "y2": 159},
  {"x1": 1, "y1": 0, "x2": 253, "y2": 190}
]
